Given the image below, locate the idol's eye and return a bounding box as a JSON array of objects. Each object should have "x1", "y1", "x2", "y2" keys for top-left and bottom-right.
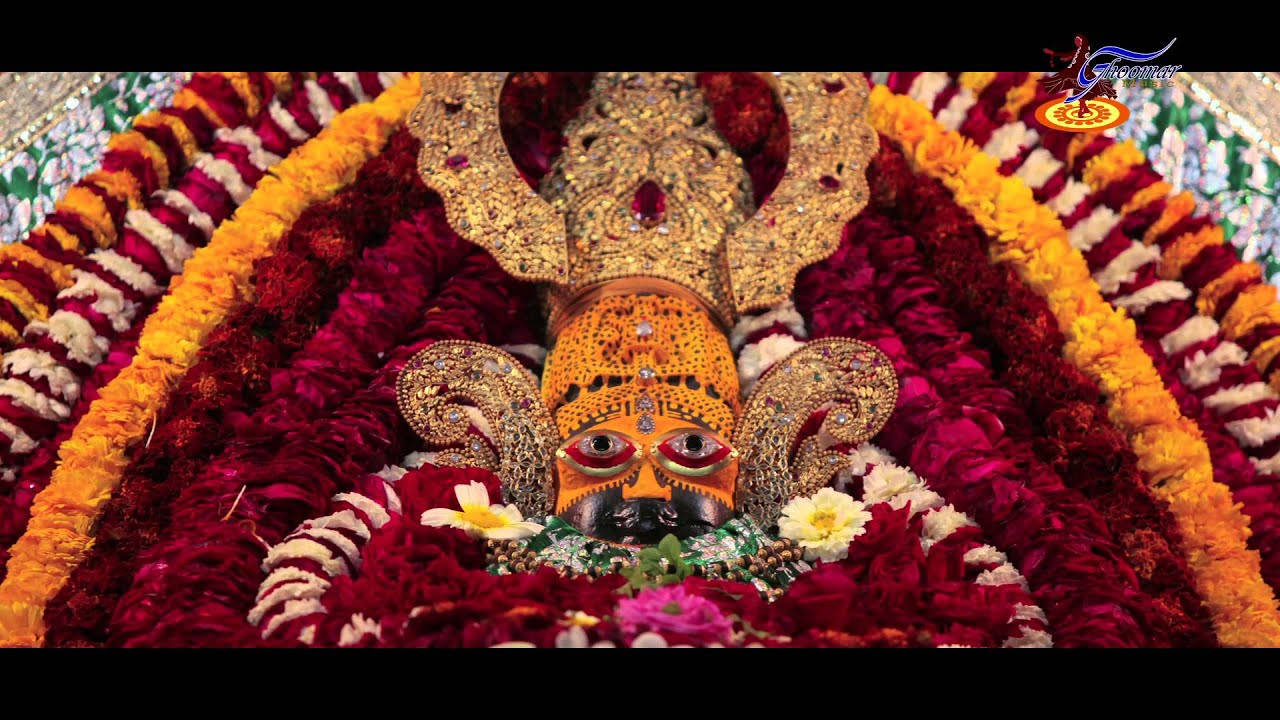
[
  {"x1": 560, "y1": 432, "x2": 637, "y2": 476},
  {"x1": 666, "y1": 432, "x2": 721, "y2": 460},
  {"x1": 655, "y1": 430, "x2": 734, "y2": 475},
  {"x1": 580, "y1": 433, "x2": 625, "y2": 458}
]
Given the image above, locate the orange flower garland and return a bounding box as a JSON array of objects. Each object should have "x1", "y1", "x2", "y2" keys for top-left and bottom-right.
[
  {"x1": 1078, "y1": 139, "x2": 1280, "y2": 394},
  {"x1": 0, "y1": 73, "x2": 423, "y2": 647},
  {"x1": 869, "y1": 84, "x2": 1280, "y2": 647}
]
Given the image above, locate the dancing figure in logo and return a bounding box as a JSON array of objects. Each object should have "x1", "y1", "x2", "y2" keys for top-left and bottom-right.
[{"x1": 1039, "y1": 34, "x2": 1116, "y2": 118}]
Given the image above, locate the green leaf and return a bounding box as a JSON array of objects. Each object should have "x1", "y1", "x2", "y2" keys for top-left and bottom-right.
[{"x1": 658, "y1": 534, "x2": 682, "y2": 562}]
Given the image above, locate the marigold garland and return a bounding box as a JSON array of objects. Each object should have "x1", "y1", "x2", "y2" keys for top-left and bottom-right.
[
  {"x1": 0, "y1": 73, "x2": 423, "y2": 647},
  {"x1": 864, "y1": 141, "x2": 1217, "y2": 644},
  {"x1": 869, "y1": 84, "x2": 1280, "y2": 647},
  {"x1": 901, "y1": 70, "x2": 1280, "y2": 593}
]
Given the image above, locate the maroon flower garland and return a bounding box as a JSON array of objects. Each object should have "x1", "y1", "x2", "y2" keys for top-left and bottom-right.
[
  {"x1": 102, "y1": 242, "x2": 530, "y2": 646},
  {"x1": 795, "y1": 216, "x2": 1177, "y2": 646},
  {"x1": 38, "y1": 129, "x2": 466, "y2": 645},
  {"x1": 861, "y1": 140, "x2": 1218, "y2": 645},
  {"x1": 0, "y1": 74, "x2": 406, "y2": 575},
  {"x1": 237, "y1": 461, "x2": 1043, "y2": 648},
  {"x1": 0, "y1": 73, "x2": 402, "y2": 486},
  {"x1": 902, "y1": 71, "x2": 1280, "y2": 592}
]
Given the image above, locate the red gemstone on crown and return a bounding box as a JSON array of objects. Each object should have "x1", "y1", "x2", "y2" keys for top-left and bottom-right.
[
  {"x1": 631, "y1": 180, "x2": 667, "y2": 227},
  {"x1": 819, "y1": 175, "x2": 841, "y2": 190},
  {"x1": 446, "y1": 154, "x2": 469, "y2": 170}
]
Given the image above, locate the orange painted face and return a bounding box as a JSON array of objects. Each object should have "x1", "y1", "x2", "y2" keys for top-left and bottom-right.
[
  {"x1": 554, "y1": 402, "x2": 739, "y2": 543},
  {"x1": 542, "y1": 293, "x2": 740, "y2": 544}
]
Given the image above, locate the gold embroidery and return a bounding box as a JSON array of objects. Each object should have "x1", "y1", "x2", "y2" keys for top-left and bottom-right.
[
  {"x1": 409, "y1": 72, "x2": 877, "y2": 325},
  {"x1": 733, "y1": 338, "x2": 898, "y2": 527},
  {"x1": 725, "y1": 73, "x2": 877, "y2": 316},
  {"x1": 397, "y1": 341, "x2": 559, "y2": 516},
  {"x1": 407, "y1": 73, "x2": 569, "y2": 283},
  {"x1": 541, "y1": 72, "x2": 752, "y2": 326}
]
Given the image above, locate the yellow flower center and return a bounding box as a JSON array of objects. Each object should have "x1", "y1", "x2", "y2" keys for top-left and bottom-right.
[
  {"x1": 459, "y1": 505, "x2": 508, "y2": 529},
  {"x1": 811, "y1": 509, "x2": 839, "y2": 535}
]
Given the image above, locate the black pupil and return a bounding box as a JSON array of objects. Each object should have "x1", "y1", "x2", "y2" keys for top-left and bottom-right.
[
  {"x1": 683, "y1": 435, "x2": 704, "y2": 453},
  {"x1": 591, "y1": 435, "x2": 613, "y2": 453}
]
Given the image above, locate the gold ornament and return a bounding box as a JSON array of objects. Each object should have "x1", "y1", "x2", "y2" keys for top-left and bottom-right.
[
  {"x1": 409, "y1": 72, "x2": 878, "y2": 327},
  {"x1": 407, "y1": 72, "x2": 569, "y2": 283},
  {"x1": 733, "y1": 338, "x2": 898, "y2": 527},
  {"x1": 396, "y1": 341, "x2": 559, "y2": 516},
  {"x1": 400, "y1": 72, "x2": 896, "y2": 539}
]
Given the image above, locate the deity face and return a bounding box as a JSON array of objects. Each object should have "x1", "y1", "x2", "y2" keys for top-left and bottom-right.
[
  {"x1": 542, "y1": 292, "x2": 741, "y2": 544},
  {"x1": 554, "y1": 398, "x2": 739, "y2": 544}
]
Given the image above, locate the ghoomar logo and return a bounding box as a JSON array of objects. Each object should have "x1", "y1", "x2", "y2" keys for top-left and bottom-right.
[{"x1": 1033, "y1": 35, "x2": 1179, "y2": 132}]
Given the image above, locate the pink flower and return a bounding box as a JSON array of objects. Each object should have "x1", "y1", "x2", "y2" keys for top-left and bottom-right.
[{"x1": 615, "y1": 585, "x2": 733, "y2": 645}]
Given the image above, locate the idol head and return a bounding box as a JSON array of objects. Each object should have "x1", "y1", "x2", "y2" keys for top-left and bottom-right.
[{"x1": 543, "y1": 291, "x2": 741, "y2": 544}]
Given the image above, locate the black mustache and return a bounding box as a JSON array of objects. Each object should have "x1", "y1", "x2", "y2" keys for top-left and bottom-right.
[
  {"x1": 608, "y1": 499, "x2": 706, "y2": 545},
  {"x1": 564, "y1": 495, "x2": 721, "y2": 545}
]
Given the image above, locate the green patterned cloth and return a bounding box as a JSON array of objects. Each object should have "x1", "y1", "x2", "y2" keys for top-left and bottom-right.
[
  {"x1": 0, "y1": 72, "x2": 188, "y2": 243},
  {"x1": 490, "y1": 514, "x2": 810, "y2": 593}
]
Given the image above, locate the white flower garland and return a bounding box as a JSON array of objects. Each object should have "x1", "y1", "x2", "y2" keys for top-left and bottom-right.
[
  {"x1": 89, "y1": 249, "x2": 161, "y2": 297},
  {"x1": 1093, "y1": 241, "x2": 1162, "y2": 294},
  {"x1": 124, "y1": 208, "x2": 196, "y2": 275},
  {"x1": 906, "y1": 72, "x2": 951, "y2": 113},
  {"x1": 1226, "y1": 407, "x2": 1280, "y2": 448},
  {"x1": 1112, "y1": 280, "x2": 1192, "y2": 316},
  {"x1": 2, "y1": 348, "x2": 79, "y2": 403},
  {"x1": 154, "y1": 188, "x2": 215, "y2": 240},
  {"x1": 0, "y1": 377, "x2": 70, "y2": 421},
  {"x1": 1160, "y1": 315, "x2": 1220, "y2": 356},
  {"x1": 193, "y1": 154, "x2": 252, "y2": 206},
  {"x1": 333, "y1": 72, "x2": 370, "y2": 103},
  {"x1": 303, "y1": 79, "x2": 339, "y2": 129},
  {"x1": 728, "y1": 300, "x2": 807, "y2": 351},
  {"x1": 1013, "y1": 148, "x2": 1064, "y2": 191},
  {"x1": 1204, "y1": 382, "x2": 1275, "y2": 413},
  {"x1": 1182, "y1": 342, "x2": 1250, "y2": 390},
  {"x1": 0, "y1": 415, "x2": 36, "y2": 456},
  {"x1": 268, "y1": 97, "x2": 310, "y2": 143},
  {"x1": 936, "y1": 88, "x2": 977, "y2": 132},
  {"x1": 57, "y1": 268, "x2": 140, "y2": 333},
  {"x1": 737, "y1": 333, "x2": 805, "y2": 396},
  {"x1": 24, "y1": 310, "x2": 110, "y2": 366},
  {"x1": 982, "y1": 121, "x2": 1038, "y2": 162},
  {"x1": 1047, "y1": 178, "x2": 1091, "y2": 216},
  {"x1": 249, "y1": 450, "x2": 415, "y2": 641},
  {"x1": 214, "y1": 126, "x2": 284, "y2": 172},
  {"x1": 836, "y1": 441, "x2": 1051, "y2": 647},
  {"x1": 1067, "y1": 205, "x2": 1121, "y2": 251}
]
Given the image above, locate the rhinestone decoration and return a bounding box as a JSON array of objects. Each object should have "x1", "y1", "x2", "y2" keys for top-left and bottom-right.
[
  {"x1": 397, "y1": 341, "x2": 559, "y2": 516},
  {"x1": 733, "y1": 338, "x2": 898, "y2": 527},
  {"x1": 411, "y1": 72, "x2": 876, "y2": 328},
  {"x1": 636, "y1": 414, "x2": 657, "y2": 435}
]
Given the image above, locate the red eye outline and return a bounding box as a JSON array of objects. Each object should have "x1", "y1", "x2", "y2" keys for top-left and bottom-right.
[
  {"x1": 557, "y1": 432, "x2": 638, "y2": 477},
  {"x1": 653, "y1": 429, "x2": 735, "y2": 476}
]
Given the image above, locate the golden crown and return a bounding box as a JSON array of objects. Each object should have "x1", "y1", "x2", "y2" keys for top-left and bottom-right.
[{"x1": 407, "y1": 71, "x2": 878, "y2": 327}]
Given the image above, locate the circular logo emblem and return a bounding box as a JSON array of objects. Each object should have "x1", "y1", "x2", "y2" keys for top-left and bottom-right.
[{"x1": 1034, "y1": 97, "x2": 1130, "y2": 132}]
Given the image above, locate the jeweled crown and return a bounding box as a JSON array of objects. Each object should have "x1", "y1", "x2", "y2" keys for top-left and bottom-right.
[{"x1": 539, "y1": 72, "x2": 753, "y2": 328}]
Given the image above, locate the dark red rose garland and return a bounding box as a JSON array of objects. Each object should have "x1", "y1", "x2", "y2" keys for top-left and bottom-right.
[
  {"x1": 861, "y1": 139, "x2": 1218, "y2": 646},
  {"x1": 795, "y1": 215, "x2": 1174, "y2": 647},
  {"x1": 39, "y1": 129, "x2": 469, "y2": 644}
]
